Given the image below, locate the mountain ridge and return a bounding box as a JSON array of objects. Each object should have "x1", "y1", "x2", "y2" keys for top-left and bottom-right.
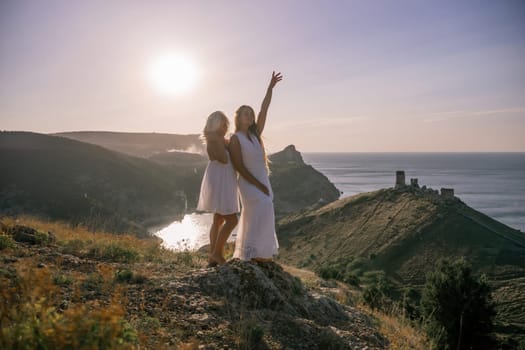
[{"x1": 1, "y1": 131, "x2": 340, "y2": 235}]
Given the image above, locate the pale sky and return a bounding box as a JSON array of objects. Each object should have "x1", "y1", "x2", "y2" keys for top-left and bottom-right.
[{"x1": 1, "y1": 0, "x2": 524, "y2": 152}]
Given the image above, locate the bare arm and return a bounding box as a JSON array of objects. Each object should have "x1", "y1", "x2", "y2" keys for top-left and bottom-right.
[
  {"x1": 229, "y1": 135, "x2": 269, "y2": 196},
  {"x1": 256, "y1": 71, "x2": 283, "y2": 135},
  {"x1": 206, "y1": 137, "x2": 228, "y2": 164}
]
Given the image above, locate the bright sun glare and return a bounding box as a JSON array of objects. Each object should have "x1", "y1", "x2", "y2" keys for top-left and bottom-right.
[{"x1": 147, "y1": 53, "x2": 199, "y2": 95}]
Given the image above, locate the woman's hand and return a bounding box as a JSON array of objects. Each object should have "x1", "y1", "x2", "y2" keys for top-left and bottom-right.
[
  {"x1": 268, "y1": 71, "x2": 283, "y2": 90},
  {"x1": 256, "y1": 182, "x2": 270, "y2": 196}
]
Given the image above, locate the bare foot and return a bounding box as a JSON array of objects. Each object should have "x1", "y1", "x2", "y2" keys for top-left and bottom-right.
[
  {"x1": 206, "y1": 260, "x2": 218, "y2": 268},
  {"x1": 209, "y1": 252, "x2": 227, "y2": 265}
]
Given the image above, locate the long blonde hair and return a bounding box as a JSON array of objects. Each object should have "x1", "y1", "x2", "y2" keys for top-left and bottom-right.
[
  {"x1": 234, "y1": 105, "x2": 270, "y2": 172},
  {"x1": 202, "y1": 111, "x2": 229, "y2": 143}
]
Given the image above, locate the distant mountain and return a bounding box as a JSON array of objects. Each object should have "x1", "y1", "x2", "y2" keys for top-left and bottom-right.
[
  {"x1": 53, "y1": 131, "x2": 205, "y2": 158},
  {"x1": 269, "y1": 145, "x2": 341, "y2": 216},
  {"x1": 0, "y1": 131, "x2": 190, "y2": 236},
  {"x1": 277, "y1": 183, "x2": 525, "y2": 339}
]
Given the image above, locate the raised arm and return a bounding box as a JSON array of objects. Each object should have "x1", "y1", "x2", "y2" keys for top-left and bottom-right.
[
  {"x1": 229, "y1": 135, "x2": 269, "y2": 196},
  {"x1": 256, "y1": 71, "x2": 283, "y2": 135}
]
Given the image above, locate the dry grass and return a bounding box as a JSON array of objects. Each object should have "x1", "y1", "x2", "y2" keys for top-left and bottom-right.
[
  {"x1": 283, "y1": 263, "x2": 428, "y2": 349},
  {"x1": 0, "y1": 214, "x2": 207, "y2": 268},
  {"x1": 0, "y1": 214, "x2": 209, "y2": 349},
  {"x1": 282, "y1": 263, "x2": 324, "y2": 289},
  {"x1": 0, "y1": 258, "x2": 137, "y2": 349},
  {"x1": 358, "y1": 303, "x2": 430, "y2": 350}
]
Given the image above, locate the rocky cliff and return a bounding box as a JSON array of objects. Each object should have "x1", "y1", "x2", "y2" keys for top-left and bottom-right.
[{"x1": 269, "y1": 145, "x2": 341, "y2": 216}]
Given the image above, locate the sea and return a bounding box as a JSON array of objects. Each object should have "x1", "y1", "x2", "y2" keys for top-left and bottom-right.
[{"x1": 153, "y1": 152, "x2": 525, "y2": 250}]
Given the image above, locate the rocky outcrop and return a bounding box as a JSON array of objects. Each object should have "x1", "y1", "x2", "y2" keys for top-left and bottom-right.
[
  {"x1": 270, "y1": 145, "x2": 340, "y2": 216},
  {"x1": 2, "y1": 223, "x2": 56, "y2": 245},
  {"x1": 139, "y1": 260, "x2": 387, "y2": 349},
  {"x1": 269, "y1": 145, "x2": 304, "y2": 164}
]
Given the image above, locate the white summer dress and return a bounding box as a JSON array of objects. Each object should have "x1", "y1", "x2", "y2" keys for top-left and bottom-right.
[
  {"x1": 196, "y1": 151, "x2": 240, "y2": 215},
  {"x1": 232, "y1": 131, "x2": 279, "y2": 260}
]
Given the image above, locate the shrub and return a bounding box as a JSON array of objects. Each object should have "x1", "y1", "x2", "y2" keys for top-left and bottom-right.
[
  {"x1": 53, "y1": 272, "x2": 73, "y2": 286},
  {"x1": 59, "y1": 238, "x2": 86, "y2": 255},
  {"x1": 342, "y1": 272, "x2": 360, "y2": 286},
  {"x1": 115, "y1": 269, "x2": 147, "y2": 284},
  {"x1": 420, "y1": 258, "x2": 495, "y2": 350},
  {"x1": 362, "y1": 276, "x2": 393, "y2": 311},
  {"x1": 0, "y1": 234, "x2": 15, "y2": 250},
  {"x1": 88, "y1": 243, "x2": 140, "y2": 263}
]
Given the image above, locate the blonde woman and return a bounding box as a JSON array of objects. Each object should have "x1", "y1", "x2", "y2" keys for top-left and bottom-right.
[
  {"x1": 229, "y1": 71, "x2": 282, "y2": 262},
  {"x1": 197, "y1": 111, "x2": 239, "y2": 266}
]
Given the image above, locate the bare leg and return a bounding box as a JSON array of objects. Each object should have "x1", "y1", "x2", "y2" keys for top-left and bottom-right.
[
  {"x1": 208, "y1": 214, "x2": 224, "y2": 265},
  {"x1": 210, "y1": 214, "x2": 238, "y2": 264}
]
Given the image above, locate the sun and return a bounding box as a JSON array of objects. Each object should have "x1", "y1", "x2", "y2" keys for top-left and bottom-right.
[{"x1": 147, "y1": 53, "x2": 199, "y2": 95}]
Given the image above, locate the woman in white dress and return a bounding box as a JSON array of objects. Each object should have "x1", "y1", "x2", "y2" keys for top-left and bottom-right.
[
  {"x1": 229, "y1": 71, "x2": 283, "y2": 261},
  {"x1": 197, "y1": 111, "x2": 240, "y2": 266}
]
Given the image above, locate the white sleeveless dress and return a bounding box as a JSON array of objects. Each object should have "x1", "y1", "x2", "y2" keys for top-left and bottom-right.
[
  {"x1": 197, "y1": 151, "x2": 240, "y2": 215},
  {"x1": 233, "y1": 131, "x2": 279, "y2": 260}
]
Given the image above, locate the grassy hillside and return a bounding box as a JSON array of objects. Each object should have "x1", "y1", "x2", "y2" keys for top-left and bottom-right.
[
  {"x1": 53, "y1": 131, "x2": 205, "y2": 158},
  {"x1": 0, "y1": 131, "x2": 189, "y2": 236},
  {"x1": 276, "y1": 184, "x2": 525, "y2": 341},
  {"x1": 0, "y1": 215, "x2": 428, "y2": 349}
]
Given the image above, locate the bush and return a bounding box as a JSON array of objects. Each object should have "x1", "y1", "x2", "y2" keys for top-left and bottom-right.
[
  {"x1": 115, "y1": 269, "x2": 147, "y2": 284},
  {"x1": 0, "y1": 234, "x2": 15, "y2": 250},
  {"x1": 59, "y1": 238, "x2": 86, "y2": 255},
  {"x1": 420, "y1": 258, "x2": 495, "y2": 350},
  {"x1": 87, "y1": 243, "x2": 140, "y2": 263},
  {"x1": 362, "y1": 276, "x2": 393, "y2": 311}
]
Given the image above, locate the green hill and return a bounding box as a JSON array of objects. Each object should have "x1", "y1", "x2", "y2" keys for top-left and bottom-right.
[
  {"x1": 53, "y1": 131, "x2": 205, "y2": 157},
  {"x1": 1, "y1": 132, "x2": 340, "y2": 235},
  {"x1": 276, "y1": 184, "x2": 525, "y2": 339},
  {"x1": 0, "y1": 131, "x2": 188, "y2": 236}
]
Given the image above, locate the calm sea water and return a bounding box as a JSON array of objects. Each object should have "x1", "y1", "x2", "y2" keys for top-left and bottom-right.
[
  {"x1": 303, "y1": 152, "x2": 525, "y2": 232},
  {"x1": 154, "y1": 152, "x2": 525, "y2": 250}
]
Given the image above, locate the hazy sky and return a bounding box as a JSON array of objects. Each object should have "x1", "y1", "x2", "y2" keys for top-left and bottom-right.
[{"x1": 1, "y1": 0, "x2": 524, "y2": 152}]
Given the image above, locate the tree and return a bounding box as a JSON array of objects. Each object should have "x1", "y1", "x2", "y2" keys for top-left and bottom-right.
[{"x1": 421, "y1": 258, "x2": 495, "y2": 350}]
